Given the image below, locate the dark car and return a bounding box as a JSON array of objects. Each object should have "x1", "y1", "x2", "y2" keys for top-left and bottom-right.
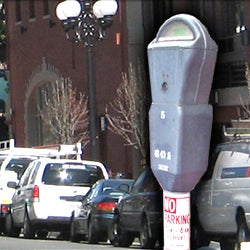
[
  {"x1": 109, "y1": 167, "x2": 163, "y2": 249},
  {"x1": 70, "y1": 178, "x2": 134, "y2": 243}
]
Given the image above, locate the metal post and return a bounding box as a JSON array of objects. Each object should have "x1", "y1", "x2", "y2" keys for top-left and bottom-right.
[
  {"x1": 87, "y1": 46, "x2": 97, "y2": 160},
  {"x1": 56, "y1": 0, "x2": 118, "y2": 161}
]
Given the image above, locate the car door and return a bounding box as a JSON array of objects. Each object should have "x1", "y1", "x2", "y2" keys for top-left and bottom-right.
[
  {"x1": 80, "y1": 183, "x2": 99, "y2": 233},
  {"x1": 119, "y1": 169, "x2": 148, "y2": 231},
  {"x1": 11, "y1": 162, "x2": 36, "y2": 225},
  {"x1": 212, "y1": 148, "x2": 250, "y2": 233}
]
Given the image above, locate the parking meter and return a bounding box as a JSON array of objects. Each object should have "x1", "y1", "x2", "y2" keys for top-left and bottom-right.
[
  {"x1": 148, "y1": 14, "x2": 218, "y2": 193},
  {"x1": 148, "y1": 14, "x2": 217, "y2": 250}
]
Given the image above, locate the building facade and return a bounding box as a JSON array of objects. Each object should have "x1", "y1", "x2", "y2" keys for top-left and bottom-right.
[{"x1": 4, "y1": 0, "x2": 250, "y2": 177}]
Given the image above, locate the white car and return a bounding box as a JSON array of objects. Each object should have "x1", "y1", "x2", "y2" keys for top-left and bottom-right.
[
  {"x1": 0, "y1": 139, "x2": 83, "y2": 235},
  {"x1": 0, "y1": 155, "x2": 37, "y2": 234},
  {"x1": 6, "y1": 158, "x2": 109, "y2": 239}
]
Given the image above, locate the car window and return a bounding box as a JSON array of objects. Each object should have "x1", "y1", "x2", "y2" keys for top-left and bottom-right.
[
  {"x1": 200, "y1": 146, "x2": 221, "y2": 181},
  {"x1": 29, "y1": 161, "x2": 41, "y2": 184},
  {"x1": 217, "y1": 151, "x2": 250, "y2": 179},
  {"x1": 101, "y1": 181, "x2": 132, "y2": 195},
  {"x1": 0, "y1": 157, "x2": 5, "y2": 165},
  {"x1": 19, "y1": 165, "x2": 34, "y2": 187},
  {"x1": 140, "y1": 170, "x2": 161, "y2": 192},
  {"x1": 42, "y1": 162, "x2": 104, "y2": 186},
  {"x1": 130, "y1": 169, "x2": 148, "y2": 194},
  {"x1": 87, "y1": 184, "x2": 99, "y2": 200},
  {"x1": 5, "y1": 158, "x2": 35, "y2": 180}
]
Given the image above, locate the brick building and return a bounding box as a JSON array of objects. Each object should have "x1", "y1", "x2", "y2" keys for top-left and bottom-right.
[{"x1": 4, "y1": 0, "x2": 250, "y2": 177}]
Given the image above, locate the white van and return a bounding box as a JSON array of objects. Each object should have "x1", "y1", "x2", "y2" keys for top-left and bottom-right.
[
  {"x1": 6, "y1": 158, "x2": 109, "y2": 239},
  {"x1": 0, "y1": 139, "x2": 83, "y2": 234}
]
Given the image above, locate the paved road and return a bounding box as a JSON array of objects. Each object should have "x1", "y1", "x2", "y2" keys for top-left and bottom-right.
[
  {"x1": 0, "y1": 233, "x2": 221, "y2": 250},
  {"x1": 0, "y1": 235, "x2": 161, "y2": 250}
]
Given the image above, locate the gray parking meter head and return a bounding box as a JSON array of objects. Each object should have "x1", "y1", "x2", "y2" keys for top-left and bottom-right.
[
  {"x1": 148, "y1": 14, "x2": 218, "y2": 105},
  {"x1": 148, "y1": 14, "x2": 218, "y2": 192}
]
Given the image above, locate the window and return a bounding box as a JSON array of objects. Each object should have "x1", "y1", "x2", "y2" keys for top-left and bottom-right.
[
  {"x1": 19, "y1": 165, "x2": 33, "y2": 187},
  {"x1": 213, "y1": 62, "x2": 247, "y2": 89},
  {"x1": 29, "y1": 162, "x2": 41, "y2": 184},
  {"x1": 130, "y1": 168, "x2": 147, "y2": 194},
  {"x1": 29, "y1": 0, "x2": 35, "y2": 19},
  {"x1": 15, "y1": 0, "x2": 21, "y2": 22},
  {"x1": 6, "y1": 158, "x2": 35, "y2": 180},
  {"x1": 38, "y1": 83, "x2": 55, "y2": 145},
  {"x1": 43, "y1": 0, "x2": 49, "y2": 16},
  {"x1": 42, "y1": 163, "x2": 104, "y2": 186},
  {"x1": 221, "y1": 0, "x2": 243, "y2": 37}
]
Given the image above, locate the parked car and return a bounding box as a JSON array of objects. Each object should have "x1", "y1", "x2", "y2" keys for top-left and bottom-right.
[
  {"x1": 0, "y1": 155, "x2": 36, "y2": 234},
  {"x1": 109, "y1": 167, "x2": 163, "y2": 249},
  {"x1": 0, "y1": 139, "x2": 83, "y2": 235},
  {"x1": 5, "y1": 158, "x2": 109, "y2": 239},
  {"x1": 192, "y1": 139, "x2": 250, "y2": 250},
  {"x1": 70, "y1": 178, "x2": 134, "y2": 243}
]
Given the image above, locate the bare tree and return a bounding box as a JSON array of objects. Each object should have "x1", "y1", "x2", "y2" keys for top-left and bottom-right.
[
  {"x1": 105, "y1": 62, "x2": 150, "y2": 159},
  {"x1": 39, "y1": 77, "x2": 89, "y2": 145},
  {"x1": 239, "y1": 63, "x2": 250, "y2": 119}
]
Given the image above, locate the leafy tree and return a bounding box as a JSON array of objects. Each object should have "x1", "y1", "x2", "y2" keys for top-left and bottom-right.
[{"x1": 39, "y1": 78, "x2": 89, "y2": 145}]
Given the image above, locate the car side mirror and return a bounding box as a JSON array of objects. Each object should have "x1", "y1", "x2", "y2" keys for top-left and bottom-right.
[
  {"x1": 119, "y1": 183, "x2": 130, "y2": 193},
  {"x1": 7, "y1": 181, "x2": 18, "y2": 189}
]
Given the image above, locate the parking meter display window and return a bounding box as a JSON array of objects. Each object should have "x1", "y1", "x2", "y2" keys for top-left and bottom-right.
[
  {"x1": 148, "y1": 14, "x2": 217, "y2": 106},
  {"x1": 157, "y1": 21, "x2": 194, "y2": 42}
]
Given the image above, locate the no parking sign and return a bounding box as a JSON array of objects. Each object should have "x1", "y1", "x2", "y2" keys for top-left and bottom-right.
[{"x1": 164, "y1": 191, "x2": 190, "y2": 250}]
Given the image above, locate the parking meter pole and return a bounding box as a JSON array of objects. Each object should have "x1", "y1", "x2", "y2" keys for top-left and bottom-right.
[{"x1": 163, "y1": 191, "x2": 190, "y2": 250}]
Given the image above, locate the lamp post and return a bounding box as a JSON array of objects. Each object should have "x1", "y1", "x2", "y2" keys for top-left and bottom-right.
[{"x1": 56, "y1": 0, "x2": 118, "y2": 160}]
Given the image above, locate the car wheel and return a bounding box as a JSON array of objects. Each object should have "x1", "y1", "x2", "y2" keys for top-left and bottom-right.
[
  {"x1": 5, "y1": 213, "x2": 20, "y2": 237},
  {"x1": 220, "y1": 238, "x2": 237, "y2": 250},
  {"x1": 109, "y1": 214, "x2": 134, "y2": 247},
  {"x1": 86, "y1": 218, "x2": 98, "y2": 244},
  {"x1": 70, "y1": 218, "x2": 81, "y2": 242},
  {"x1": 0, "y1": 219, "x2": 5, "y2": 234},
  {"x1": 235, "y1": 210, "x2": 250, "y2": 250},
  {"x1": 191, "y1": 207, "x2": 210, "y2": 249},
  {"x1": 23, "y1": 212, "x2": 35, "y2": 239},
  {"x1": 139, "y1": 216, "x2": 156, "y2": 249},
  {"x1": 36, "y1": 230, "x2": 48, "y2": 239}
]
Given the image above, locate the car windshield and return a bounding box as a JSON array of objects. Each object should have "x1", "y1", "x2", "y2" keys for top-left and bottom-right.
[
  {"x1": 42, "y1": 162, "x2": 104, "y2": 186},
  {"x1": 101, "y1": 181, "x2": 132, "y2": 195}
]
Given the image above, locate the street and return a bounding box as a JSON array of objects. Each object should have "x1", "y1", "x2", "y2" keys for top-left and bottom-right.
[
  {"x1": 0, "y1": 234, "x2": 221, "y2": 250},
  {"x1": 0, "y1": 235, "x2": 160, "y2": 250}
]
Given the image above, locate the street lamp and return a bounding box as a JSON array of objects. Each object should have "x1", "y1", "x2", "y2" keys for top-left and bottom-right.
[{"x1": 56, "y1": 0, "x2": 118, "y2": 160}]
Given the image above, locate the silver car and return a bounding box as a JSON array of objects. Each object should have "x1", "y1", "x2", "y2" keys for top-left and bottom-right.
[{"x1": 193, "y1": 140, "x2": 250, "y2": 250}]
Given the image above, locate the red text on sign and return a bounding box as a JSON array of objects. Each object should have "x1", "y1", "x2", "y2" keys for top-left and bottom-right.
[{"x1": 164, "y1": 197, "x2": 176, "y2": 213}]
